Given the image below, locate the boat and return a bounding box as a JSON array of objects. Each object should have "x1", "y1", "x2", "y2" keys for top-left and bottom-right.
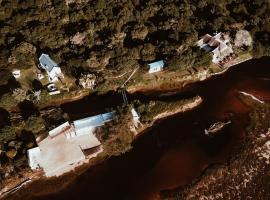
[{"x1": 204, "y1": 120, "x2": 231, "y2": 136}]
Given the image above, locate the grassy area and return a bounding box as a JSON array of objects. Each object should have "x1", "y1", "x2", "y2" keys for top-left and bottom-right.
[{"x1": 134, "y1": 96, "x2": 202, "y2": 124}]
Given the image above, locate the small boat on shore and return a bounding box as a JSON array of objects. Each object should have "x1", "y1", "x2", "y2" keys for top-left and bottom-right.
[{"x1": 204, "y1": 121, "x2": 231, "y2": 136}]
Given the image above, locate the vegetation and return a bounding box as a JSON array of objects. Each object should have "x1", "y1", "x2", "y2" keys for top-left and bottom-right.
[
  {"x1": 95, "y1": 107, "x2": 134, "y2": 156},
  {"x1": 133, "y1": 96, "x2": 201, "y2": 123},
  {"x1": 0, "y1": 0, "x2": 269, "y2": 92},
  {"x1": 0, "y1": 112, "x2": 45, "y2": 184}
]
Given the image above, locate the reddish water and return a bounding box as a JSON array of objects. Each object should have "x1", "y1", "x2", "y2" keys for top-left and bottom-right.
[{"x1": 6, "y1": 57, "x2": 270, "y2": 200}]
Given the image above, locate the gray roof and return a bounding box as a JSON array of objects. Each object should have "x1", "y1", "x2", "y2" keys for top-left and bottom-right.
[
  {"x1": 148, "y1": 60, "x2": 164, "y2": 69},
  {"x1": 39, "y1": 54, "x2": 58, "y2": 72},
  {"x1": 73, "y1": 111, "x2": 115, "y2": 130}
]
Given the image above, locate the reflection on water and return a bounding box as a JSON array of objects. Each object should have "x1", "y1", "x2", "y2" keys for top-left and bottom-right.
[{"x1": 7, "y1": 57, "x2": 270, "y2": 200}]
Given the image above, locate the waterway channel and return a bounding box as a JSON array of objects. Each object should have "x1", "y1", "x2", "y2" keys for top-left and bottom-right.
[{"x1": 6, "y1": 57, "x2": 270, "y2": 200}]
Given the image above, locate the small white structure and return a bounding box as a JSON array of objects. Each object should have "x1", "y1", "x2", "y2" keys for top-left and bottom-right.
[
  {"x1": 27, "y1": 112, "x2": 115, "y2": 177},
  {"x1": 148, "y1": 60, "x2": 164, "y2": 73},
  {"x1": 37, "y1": 73, "x2": 45, "y2": 80},
  {"x1": 131, "y1": 108, "x2": 140, "y2": 126},
  {"x1": 12, "y1": 70, "x2": 21, "y2": 79},
  {"x1": 197, "y1": 33, "x2": 233, "y2": 64},
  {"x1": 39, "y1": 54, "x2": 63, "y2": 82}
]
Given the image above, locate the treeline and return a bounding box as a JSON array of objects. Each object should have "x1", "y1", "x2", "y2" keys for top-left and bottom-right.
[{"x1": 0, "y1": 0, "x2": 269, "y2": 81}]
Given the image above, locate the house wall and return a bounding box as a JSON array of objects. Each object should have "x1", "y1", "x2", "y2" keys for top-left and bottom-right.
[
  {"x1": 48, "y1": 67, "x2": 62, "y2": 82},
  {"x1": 149, "y1": 66, "x2": 163, "y2": 73}
]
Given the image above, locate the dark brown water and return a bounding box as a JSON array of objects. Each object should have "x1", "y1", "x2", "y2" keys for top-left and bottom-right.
[{"x1": 5, "y1": 57, "x2": 270, "y2": 200}]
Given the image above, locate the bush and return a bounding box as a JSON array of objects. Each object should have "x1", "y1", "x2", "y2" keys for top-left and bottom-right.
[
  {"x1": 0, "y1": 126, "x2": 17, "y2": 142},
  {"x1": 25, "y1": 115, "x2": 45, "y2": 134},
  {"x1": 95, "y1": 108, "x2": 134, "y2": 156},
  {"x1": 0, "y1": 93, "x2": 18, "y2": 110}
]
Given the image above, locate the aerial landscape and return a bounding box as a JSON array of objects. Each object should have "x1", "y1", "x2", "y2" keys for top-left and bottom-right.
[{"x1": 0, "y1": 0, "x2": 270, "y2": 200}]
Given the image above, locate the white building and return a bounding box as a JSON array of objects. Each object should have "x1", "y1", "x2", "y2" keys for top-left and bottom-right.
[
  {"x1": 39, "y1": 54, "x2": 64, "y2": 82},
  {"x1": 131, "y1": 108, "x2": 140, "y2": 127},
  {"x1": 12, "y1": 70, "x2": 21, "y2": 79},
  {"x1": 148, "y1": 60, "x2": 164, "y2": 73},
  {"x1": 27, "y1": 112, "x2": 115, "y2": 177},
  {"x1": 197, "y1": 33, "x2": 233, "y2": 64}
]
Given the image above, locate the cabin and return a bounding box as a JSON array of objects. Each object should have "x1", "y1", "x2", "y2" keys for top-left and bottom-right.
[
  {"x1": 27, "y1": 112, "x2": 115, "y2": 177},
  {"x1": 197, "y1": 33, "x2": 233, "y2": 64},
  {"x1": 39, "y1": 54, "x2": 63, "y2": 82},
  {"x1": 148, "y1": 60, "x2": 164, "y2": 73}
]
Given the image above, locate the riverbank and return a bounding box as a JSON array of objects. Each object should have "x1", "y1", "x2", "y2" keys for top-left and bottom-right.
[
  {"x1": 135, "y1": 96, "x2": 203, "y2": 137},
  {"x1": 127, "y1": 52, "x2": 253, "y2": 94},
  {"x1": 161, "y1": 98, "x2": 270, "y2": 200},
  {"x1": 2, "y1": 56, "x2": 270, "y2": 200},
  {"x1": 1, "y1": 95, "x2": 203, "y2": 200}
]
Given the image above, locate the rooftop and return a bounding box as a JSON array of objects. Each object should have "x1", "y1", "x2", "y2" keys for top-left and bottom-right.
[
  {"x1": 39, "y1": 54, "x2": 58, "y2": 72},
  {"x1": 148, "y1": 60, "x2": 164, "y2": 69}
]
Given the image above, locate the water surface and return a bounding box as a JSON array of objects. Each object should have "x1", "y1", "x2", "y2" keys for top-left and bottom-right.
[{"x1": 7, "y1": 57, "x2": 270, "y2": 200}]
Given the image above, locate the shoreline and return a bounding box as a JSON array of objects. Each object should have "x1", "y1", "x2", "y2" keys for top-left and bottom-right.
[
  {"x1": 0, "y1": 54, "x2": 253, "y2": 199},
  {"x1": 127, "y1": 53, "x2": 253, "y2": 94},
  {"x1": 134, "y1": 96, "x2": 203, "y2": 138},
  {"x1": 0, "y1": 97, "x2": 203, "y2": 199}
]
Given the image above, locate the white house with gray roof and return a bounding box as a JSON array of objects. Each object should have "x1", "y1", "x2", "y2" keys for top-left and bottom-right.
[{"x1": 39, "y1": 54, "x2": 63, "y2": 82}]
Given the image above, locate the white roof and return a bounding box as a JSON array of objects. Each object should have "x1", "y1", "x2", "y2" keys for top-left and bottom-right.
[
  {"x1": 27, "y1": 112, "x2": 115, "y2": 177},
  {"x1": 49, "y1": 122, "x2": 71, "y2": 138},
  {"x1": 38, "y1": 134, "x2": 86, "y2": 177},
  {"x1": 12, "y1": 70, "x2": 21, "y2": 78},
  {"x1": 27, "y1": 147, "x2": 41, "y2": 170},
  {"x1": 131, "y1": 108, "x2": 139, "y2": 119}
]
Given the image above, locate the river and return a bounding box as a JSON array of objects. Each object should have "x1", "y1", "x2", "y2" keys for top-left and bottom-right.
[{"x1": 5, "y1": 57, "x2": 270, "y2": 200}]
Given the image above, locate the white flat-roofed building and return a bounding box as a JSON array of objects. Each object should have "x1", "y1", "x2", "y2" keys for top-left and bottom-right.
[{"x1": 27, "y1": 111, "x2": 115, "y2": 177}]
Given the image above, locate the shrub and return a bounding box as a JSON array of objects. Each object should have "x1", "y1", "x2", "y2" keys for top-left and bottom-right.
[{"x1": 25, "y1": 115, "x2": 45, "y2": 134}]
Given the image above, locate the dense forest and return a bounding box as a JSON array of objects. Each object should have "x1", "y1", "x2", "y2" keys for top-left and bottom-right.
[
  {"x1": 0, "y1": 0, "x2": 270, "y2": 188},
  {"x1": 0, "y1": 0, "x2": 270, "y2": 83}
]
